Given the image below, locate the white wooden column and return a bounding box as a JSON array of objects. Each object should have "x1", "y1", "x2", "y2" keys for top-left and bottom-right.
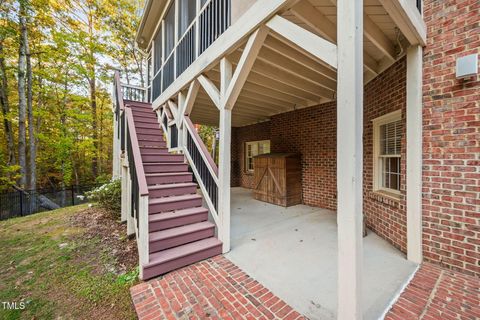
[
  {"x1": 218, "y1": 58, "x2": 233, "y2": 253},
  {"x1": 121, "y1": 158, "x2": 128, "y2": 223},
  {"x1": 406, "y1": 45, "x2": 423, "y2": 264},
  {"x1": 337, "y1": 0, "x2": 363, "y2": 319},
  {"x1": 112, "y1": 113, "x2": 120, "y2": 179}
]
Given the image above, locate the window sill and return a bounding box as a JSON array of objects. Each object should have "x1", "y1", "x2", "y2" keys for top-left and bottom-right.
[
  {"x1": 369, "y1": 190, "x2": 402, "y2": 208},
  {"x1": 244, "y1": 171, "x2": 254, "y2": 176}
]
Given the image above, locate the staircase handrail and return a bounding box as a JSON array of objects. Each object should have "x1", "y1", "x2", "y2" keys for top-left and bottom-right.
[
  {"x1": 183, "y1": 116, "x2": 219, "y2": 179},
  {"x1": 125, "y1": 107, "x2": 149, "y2": 196}
]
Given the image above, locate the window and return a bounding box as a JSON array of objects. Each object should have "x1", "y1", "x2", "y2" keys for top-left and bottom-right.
[
  {"x1": 373, "y1": 111, "x2": 402, "y2": 195},
  {"x1": 245, "y1": 140, "x2": 270, "y2": 173}
]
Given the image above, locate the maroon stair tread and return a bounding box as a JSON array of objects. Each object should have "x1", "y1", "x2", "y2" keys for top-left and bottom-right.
[
  {"x1": 140, "y1": 147, "x2": 168, "y2": 154},
  {"x1": 148, "y1": 194, "x2": 203, "y2": 213},
  {"x1": 146, "y1": 172, "x2": 193, "y2": 185},
  {"x1": 149, "y1": 193, "x2": 201, "y2": 204},
  {"x1": 149, "y1": 221, "x2": 215, "y2": 252},
  {"x1": 134, "y1": 122, "x2": 160, "y2": 129},
  {"x1": 124, "y1": 100, "x2": 151, "y2": 107},
  {"x1": 142, "y1": 154, "x2": 184, "y2": 163},
  {"x1": 132, "y1": 116, "x2": 157, "y2": 122},
  {"x1": 133, "y1": 117, "x2": 157, "y2": 122},
  {"x1": 149, "y1": 207, "x2": 208, "y2": 223},
  {"x1": 141, "y1": 238, "x2": 222, "y2": 279},
  {"x1": 148, "y1": 207, "x2": 208, "y2": 232},
  {"x1": 147, "y1": 181, "x2": 197, "y2": 198},
  {"x1": 150, "y1": 221, "x2": 215, "y2": 242},
  {"x1": 144, "y1": 237, "x2": 222, "y2": 268},
  {"x1": 143, "y1": 163, "x2": 188, "y2": 173},
  {"x1": 132, "y1": 110, "x2": 156, "y2": 118},
  {"x1": 148, "y1": 182, "x2": 197, "y2": 191}
]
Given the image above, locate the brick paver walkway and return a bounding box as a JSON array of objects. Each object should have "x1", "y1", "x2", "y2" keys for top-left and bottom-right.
[
  {"x1": 131, "y1": 257, "x2": 480, "y2": 320},
  {"x1": 386, "y1": 262, "x2": 480, "y2": 320},
  {"x1": 130, "y1": 255, "x2": 305, "y2": 320}
]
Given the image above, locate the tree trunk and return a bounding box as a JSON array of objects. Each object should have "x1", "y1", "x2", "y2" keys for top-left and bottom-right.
[
  {"x1": 17, "y1": 4, "x2": 28, "y2": 188},
  {"x1": 26, "y1": 26, "x2": 36, "y2": 191},
  {"x1": 0, "y1": 39, "x2": 16, "y2": 165},
  {"x1": 90, "y1": 77, "x2": 98, "y2": 179}
]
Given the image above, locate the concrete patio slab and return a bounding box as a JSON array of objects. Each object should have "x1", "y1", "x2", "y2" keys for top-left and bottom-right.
[{"x1": 226, "y1": 187, "x2": 418, "y2": 320}]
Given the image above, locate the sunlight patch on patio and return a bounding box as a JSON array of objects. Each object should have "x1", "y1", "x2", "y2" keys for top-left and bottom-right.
[{"x1": 225, "y1": 187, "x2": 418, "y2": 320}]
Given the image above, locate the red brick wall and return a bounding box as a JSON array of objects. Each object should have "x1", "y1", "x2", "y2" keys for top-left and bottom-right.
[
  {"x1": 231, "y1": 103, "x2": 337, "y2": 210},
  {"x1": 231, "y1": 59, "x2": 408, "y2": 250},
  {"x1": 363, "y1": 59, "x2": 407, "y2": 253},
  {"x1": 422, "y1": 0, "x2": 480, "y2": 277}
]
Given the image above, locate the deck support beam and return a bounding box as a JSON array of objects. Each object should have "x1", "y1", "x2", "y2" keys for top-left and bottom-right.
[
  {"x1": 218, "y1": 57, "x2": 233, "y2": 253},
  {"x1": 336, "y1": 0, "x2": 363, "y2": 319},
  {"x1": 406, "y1": 44, "x2": 423, "y2": 264}
]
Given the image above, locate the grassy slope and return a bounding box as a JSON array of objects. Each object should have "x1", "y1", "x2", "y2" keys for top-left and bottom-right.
[{"x1": 0, "y1": 205, "x2": 137, "y2": 320}]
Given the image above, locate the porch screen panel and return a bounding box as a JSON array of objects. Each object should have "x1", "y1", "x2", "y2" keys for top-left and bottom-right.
[
  {"x1": 152, "y1": 28, "x2": 163, "y2": 101},
  {"x1": 179, "y1": 0, "x2": 196, "y2": 36},
  {"x1": 164, "y1": 5, "x2": 175, "y2": 58},
  {"x1": 163, "y1": 4, "x2": 176, "y2": 90},
  {"x1": 153, "y1": 28, "x2": 162, "y2": 73}
]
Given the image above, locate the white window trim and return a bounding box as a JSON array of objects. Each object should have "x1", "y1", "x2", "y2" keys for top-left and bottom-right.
[
  {"x1": 245, "y1": 140, "x2": 270, "y2": 173},
  {"x1": 372, "y1": 110, "x2": 402, "y2": 198}
]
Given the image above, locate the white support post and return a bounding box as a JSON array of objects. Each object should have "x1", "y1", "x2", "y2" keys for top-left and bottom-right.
[
  {"x1": 336, "y1": 0, "x2": 363, "y2": 319},
  {"x1": 406, "y1": 45, "x2": 423, "y2": 264},
  {"x1": 218, "y1": 57, "x2": 233, "y2": 253},
  {"x1": 177, "y1": 92, "x2": 185, "y2": 149},
  {"x1": 121, "y1": 158, "x2": 128, "y2": 223},
  {"x1": 112, "y1": 112, "x2": 120, "y2": 179},
  {"x1": 138, "y1": 195, "x2": 150, "y2": 278},
  {"x1": 126, "y1": 168, "x2": 135, "y2": 237}
]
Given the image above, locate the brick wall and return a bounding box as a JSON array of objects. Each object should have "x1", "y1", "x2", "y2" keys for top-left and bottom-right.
[
  {"x1": 422, "y1": 0, "x2": 480, "y2": 277},
  {"x1": 231, "y1": 59, "x2": 408, "y2": 250}
]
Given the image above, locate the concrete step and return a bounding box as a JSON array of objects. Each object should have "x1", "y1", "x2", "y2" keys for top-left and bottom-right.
[
  {"x1": 149, "y1": 221, "x2": 215, "y2": 253},
  {"x1": 142, "y1": 154, "x2": 184, "y2": 163},
  {"x1": 149, "y1": 207, "x2": 208, "y2": 232},
  {"x1": 141, "y1": 237, "x2": 222, "y2": 280},
  {"x1": 143, "y1": 163, "x2": 188, "y2": 174},
  {"x1": 148, "y1": 182, "x2": 197, "y2": 198},
  {"x1": 145, "y1": 172, "x2": 193, "y2": 185},
  {"x1": 149, "y1": 194, "x2": 203, "y2": 214}
]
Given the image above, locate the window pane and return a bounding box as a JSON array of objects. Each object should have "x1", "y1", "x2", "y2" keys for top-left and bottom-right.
[
  {"x1": 380, "y1": 120, "x2": 402, "y2": 156},
  {"x1": 382, "y1": 157, "x2": 400, "y2": 191}
]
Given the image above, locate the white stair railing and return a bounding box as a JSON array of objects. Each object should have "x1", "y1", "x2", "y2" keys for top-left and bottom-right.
[{"x1": 182, "y1": 116, "x2": 220, "y2": 228}]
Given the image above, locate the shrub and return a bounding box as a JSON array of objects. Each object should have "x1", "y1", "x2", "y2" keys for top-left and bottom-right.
[{"x1": 86, "y1": 179, "x2": 121, "y2": 215}]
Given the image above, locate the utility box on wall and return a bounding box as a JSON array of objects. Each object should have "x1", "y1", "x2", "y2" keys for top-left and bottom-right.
[{"x1": 456, "y1": 54, "x2": 478, "y2": 78}]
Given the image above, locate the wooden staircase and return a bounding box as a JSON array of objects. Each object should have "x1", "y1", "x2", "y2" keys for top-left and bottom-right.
[{"x1": 126, "y1": 101, "x2": 222, "y2": 280}]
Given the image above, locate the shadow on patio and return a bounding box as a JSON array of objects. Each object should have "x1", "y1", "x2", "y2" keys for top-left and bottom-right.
[{"x1": 226, "y1": 187, "x2": 418, "y2": 320}]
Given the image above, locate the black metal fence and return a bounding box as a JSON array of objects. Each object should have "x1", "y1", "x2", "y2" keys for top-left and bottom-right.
[{"x1": 0, "y1": 184, "x2": 102, "y2": 221}]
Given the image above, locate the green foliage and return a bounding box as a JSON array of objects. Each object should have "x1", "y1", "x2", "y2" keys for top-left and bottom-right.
[
  {"x1": 0, "y1": 153, "x2": 21, "y2": 191},
  {"x1": 85, "y1": 179, "x2": 121, "y2": 215},
  {"x1": 116, "y1": 267, "x2": 139, "y2": 286},
  {"x1": 0, "y1": 0, "x2": 145, "y2": 190},
  {"x1": 197, "y1": 125, "x2": 218, "y2": 161}
]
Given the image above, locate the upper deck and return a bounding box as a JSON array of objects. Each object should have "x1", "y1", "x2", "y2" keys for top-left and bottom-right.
[{"x1": 137, "y1": 0, "x2": 426, "y2": 127}]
